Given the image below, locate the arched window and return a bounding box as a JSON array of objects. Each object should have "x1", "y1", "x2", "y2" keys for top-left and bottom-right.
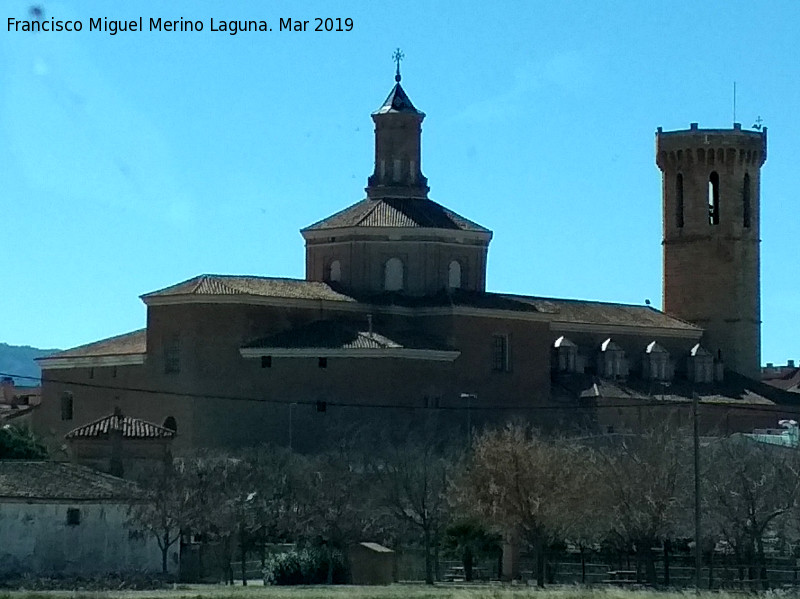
[
  {"x1": 742, "y1": 173, "x2": 751, "y2": 228},
  {"x1": 448, "y1": 260, "x2": 462, "y2": 289},
  {"x1": 328, "y1": 260, "x2": 341, "y2": 283},
  {"x1": 675, "y1": 173, "x2": 684, "y2": 228},
  {"x1": 384, "y1": 258, "x2": 404, "y2": 291},
  {"x1": 163, "y1": 416, "x2": 177, "y2": 432},
  {"x1": 708, "y1": 171, "x2": 720, "y2": 225}
]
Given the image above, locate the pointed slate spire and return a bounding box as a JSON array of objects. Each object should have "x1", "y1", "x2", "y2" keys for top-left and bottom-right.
[{"x1": 373, "y1": 83, "x2": 424, "y2": 115}]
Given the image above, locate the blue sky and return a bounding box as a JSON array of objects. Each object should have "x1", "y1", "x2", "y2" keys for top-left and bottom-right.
[{"x1": 1, "y1": 0, "x2": 798, "y2": 365}]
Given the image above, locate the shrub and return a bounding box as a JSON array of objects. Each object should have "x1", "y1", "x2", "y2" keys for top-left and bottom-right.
[{"x1": 263, "y1": 547, "x2": 347, "y2": 585}]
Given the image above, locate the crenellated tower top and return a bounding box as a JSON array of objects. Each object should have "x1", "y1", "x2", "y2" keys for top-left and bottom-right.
[{"x1": 655, "y1": 122, "x2": 767, "y2": 379}]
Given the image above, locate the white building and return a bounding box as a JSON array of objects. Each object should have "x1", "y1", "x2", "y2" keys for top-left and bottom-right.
[{"x1": 0, "y1": 461, "x2": 164, "y2": 576}]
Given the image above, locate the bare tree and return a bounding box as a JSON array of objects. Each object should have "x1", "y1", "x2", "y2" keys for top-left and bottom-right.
[
  {"x1": 128, "y1": 457, "x2": 196, "y2": 575},
  {"x1": 705, "y1": 435, "x2": 799, "y2": 588},
  {"x1": 376, "y1": 435, "x2": 452, "y2": 585},
  {"x1": 588, "y1": 417, "x2": 691, "y2": 585},
  {"x1": 452, "y1": 424, "x2": 577, "y2": 587},
  {"x1": 289, "y1": 450, "x2": 372, "y2": 584}
]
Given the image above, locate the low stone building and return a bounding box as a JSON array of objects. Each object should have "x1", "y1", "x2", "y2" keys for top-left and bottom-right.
[
  {"x1": 65, "y1": 408, "x2": 175, "y2": 478},
  {"x1": 0, "y1": 461, "x2": 164, "y2": 577}
]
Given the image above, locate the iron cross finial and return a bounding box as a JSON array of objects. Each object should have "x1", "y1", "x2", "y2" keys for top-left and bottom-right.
[
  {"x1": 392, "y1": 48, "x2": 404, "y2": 82},
  {"x1": 753, "y1": 115, "x2": 764, "y2": 131}
]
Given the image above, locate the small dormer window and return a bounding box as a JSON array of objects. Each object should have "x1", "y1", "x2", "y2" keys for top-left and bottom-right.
[
  {"x1": 598, "y1": 338, "x2": 628, "y2": 379},
  {"x1": 384, "y1": 258, "x2": 404, "y2": 291},
  {"x1": 553, "y1": 336, "x2": 578, "y2": 373},
  {"x1": 643, "y1": 341, "x2": 671, "y2": 381},
  {"x1": 448, "y1": 260, "x2": 462, "y2": 290},
  {"x1": 688, "y1": 344, "x2": 714, "y2": 383}
]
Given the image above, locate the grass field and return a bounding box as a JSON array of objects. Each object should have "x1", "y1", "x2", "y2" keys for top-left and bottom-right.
[{"x1": 0, "y1": 585, "x2": 758, "y2": 599}]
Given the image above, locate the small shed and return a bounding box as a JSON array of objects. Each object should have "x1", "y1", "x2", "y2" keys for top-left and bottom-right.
[{"x1": 348, "y1": 542, "x2": 395, "y2": 585}]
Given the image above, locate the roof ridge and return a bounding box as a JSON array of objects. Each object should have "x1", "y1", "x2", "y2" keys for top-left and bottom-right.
[
  {"x1": 208, "y1": 275, "x2": 247, "y2": 295},
  {"x1": 190, "y1": 275, "x2": 208, "y2": 294},
  {"x1": 354, "y1": 199, "x2": 384, "y2": 227},
  {"x1": 65, "y1": 413, "x2": 117, "y2": 438}
]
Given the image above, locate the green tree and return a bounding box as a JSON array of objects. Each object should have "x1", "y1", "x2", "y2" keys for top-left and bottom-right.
[
  {"x1": 0, "y1": 424, "x2": 47, "y2": 459},
  {"x1": 443, "y1": 519, "x2": 501, "y2": 581}
]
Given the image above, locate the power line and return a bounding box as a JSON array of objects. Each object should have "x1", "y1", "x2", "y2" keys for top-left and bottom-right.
[{"x1": 2, "y1": 370, "x2": 797, "y2": 415}]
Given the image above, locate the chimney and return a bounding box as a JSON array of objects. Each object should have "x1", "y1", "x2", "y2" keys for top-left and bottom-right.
[
  {"x1": 714, "y1": 355, "x2": 725, "y2": 382},
  {"x1": 789, "y1": 359, "x2": 796, "y2": 368},
  {"x1": 109, "y1": 407, "x2": 125, "y2": 478}
]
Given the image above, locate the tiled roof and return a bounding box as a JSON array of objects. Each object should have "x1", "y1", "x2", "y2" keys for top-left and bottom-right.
[
  {"x1": 0, "y1": 403, "x2": 37, "y2": 423},
  {"x1": 244, "y1": 320, "x2": 453, "y2": 352},
  {"x1": 141, "y1": 275, "x2": 697, "y2": 331},
  {"x1": 500, "y1": 295, "x2": 701, "y2": 331},
  {"x1": 762, "y1": 367, "x2": 800, "y2": 393},
  {"x1": 143, "y1": 275, "x2": 356, "y2": 302},
  {"x1": 373, "y1": 83, "x2": 423, "y2": 115},
  {"x1": 41, "y1": 329, "x2": 146, "y2": 360},
  {"x1": 553, "y1": 370, "x2": 800, "y2": 406},
  {"x1": 302, "y1": 198, "x2": 490, "y2": 233},
  {"x1": 65, "y1": 412, "x2": 175, "y2": 440},
  {"x1": 0, "y1": 461, "x2": 139, "y2": 501}
]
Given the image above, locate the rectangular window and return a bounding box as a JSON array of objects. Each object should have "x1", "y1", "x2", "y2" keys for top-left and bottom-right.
[
  {"x1": 88, "y1": 367, "x2": 94, "y2": 379},
  {"x1": 261, "y1": 356, "x2": 272, "y2": 368},
  {"x1": 163, "y1": 334, "x2": 180, "y2": 374},
  {"x1": 318, "y1": 357, "x2": 328, "y2": 369},
  {"x1": 492, "y1": 335, "x2": 509, "y2": 372},
  {"x1": 60, "y1": 393, "x2": 73, "y2": 421},
  {"x1": 66, "y1": 508, "x2": 81, "y2": 526}
]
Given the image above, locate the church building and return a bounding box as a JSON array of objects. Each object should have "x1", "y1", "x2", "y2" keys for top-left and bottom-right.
[{"x1": 34, "y1": 69, "x2": 794, "y2": 454}]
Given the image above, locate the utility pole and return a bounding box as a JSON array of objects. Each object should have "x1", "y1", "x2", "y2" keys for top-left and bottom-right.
[
  {"x1": 289, "y1": 402, "x2": 297, "y2": 451},
  {"x1": 693, "y1": 391, "x2": 702, "y2": 592},
  {"x1": 460, "y1": 393, "x2": 476, "y2": 448}
]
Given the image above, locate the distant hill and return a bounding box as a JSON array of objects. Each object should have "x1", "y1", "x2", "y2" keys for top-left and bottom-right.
[{"x1": 0, "y1": 343, "x2": 60, "y2": 386}]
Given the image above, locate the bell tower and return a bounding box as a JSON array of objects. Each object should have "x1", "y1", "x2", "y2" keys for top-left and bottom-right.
[{"x1": 656, "y1": 123, "x2": 767, "y2": 379}]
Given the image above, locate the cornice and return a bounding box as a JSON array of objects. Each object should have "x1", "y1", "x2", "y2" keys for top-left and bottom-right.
[
  {"x1": 240, "y1": 347, "x2": 460, "y2": 361},
  {"x1": 302, "y1": 226, "x2": 492, "y2": 244},
  {"x1": 38, "y1": 354, "x2": 146, "y2": 370}
]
